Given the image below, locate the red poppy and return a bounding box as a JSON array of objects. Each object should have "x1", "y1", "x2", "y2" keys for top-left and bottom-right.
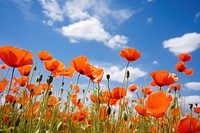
[
  {"x1": 150, "y1": 70, "x2": 178, "y2": 87},
  {"x1": 175, "y1": 61, "x2": 187, "y2": 72},
  {"x1": 184, "y1": 68, "x2": 194, "y2": 76},
  {"x1": 150, "y1": 80, "x2": 157, "y2": 87},
  {"x1": 40, "y1": 83, "x2": 54, "y2": 90},
  {"x1": 142, "y1": 86, "x2": 153, "y2": 95},
  {"x1": 135, "y1": 106, "x2": 150, "y2": 116},
  {"x1": 145, "y1": 91, "x2": 172, "y2": 118},
  {"x1": 175, "y1": 116, "x2": 200, "y2": 133},
  {"x1": 18, "y1": 65, "x2": 32, "y2": 76},
  {"x1": 5, "y1": 94, "x2": 17, "y2": 103},
  {"x1": 128, "y1": 84, "x2": 138, "y2": 92},
  {"x1": 71, "y1": 93, "x2": 83, "y2": 109},
  {"x1": 0, "y1": 64, "x2": 7, "y2": 69},
  {"x1": 58, "y1": 67, "x2": 75, "y2": 78},
  {"x1": 13, "y1": 76, "x2": 29, "y2": 87},
  {"x1": 26, "y1": 84, "x2": 42, "y2": 96},
  {"x1": 111, "y1": 87, "x2": 126, "y2": 99},
  {"x1": 48, "y1": 95, "x2": 57, "y2": 107},
  {"x1": 70, "y1": 56, "x2": 92, "y2": 75},
  {"x1": 0, "y1": 82, "x2": 6, "y2": 93},
  {"x1": 86, "y1": 64, "x2": 104, "y2": 83},
  {"x1": 44, "y1": 58, "x2": 65, "y2": 77},
  {"x1": 72, "y1": 110, "x2": 87, "y2": 122},
  {"x1": 73, "y1": 84, "x2": 80, "y2": 93},
  {"x1": 38, "y1": 50, "x2": 52, "y2": 61},
  {"x1": 0, "y1": 45, "x2": 33, "y2": 68},
  {"x1": 194, "y1": 106, "x2": 200, "y2": 114},
  {"x1": 18, "y1": 90, "x2": 30, "y2": 105},
  {"x1": 178, "y1": 53, "x2": 192, "y2": 62},
  {"x1": 120, "y1": 48, "x2": 141, "y2": 62},
  {"x1": 170, "y1": 84, "x2": 181, "y2": 91}
]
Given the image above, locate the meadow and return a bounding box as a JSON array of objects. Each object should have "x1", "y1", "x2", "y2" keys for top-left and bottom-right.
[{"x1": 0, "y1": 45, "x2": 200, "y2": 133}]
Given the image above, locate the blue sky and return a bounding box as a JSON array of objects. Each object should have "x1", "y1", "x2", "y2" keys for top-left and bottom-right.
[{"x1": 0, "y1": 0, "x2": 200, "y2": 106}]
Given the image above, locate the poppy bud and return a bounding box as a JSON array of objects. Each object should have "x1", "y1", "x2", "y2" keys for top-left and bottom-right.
[
  {"x1": 189, "y1": 104, "x2": 193, "y2": 109},
  {"x1": 36, "y1": 74, "x2": 43, "y2": 83},
  {"x1": 106, "y1": 74, "x2": 110, "y2": 80},
  {"x1": 48, "y1": 91, "x2": 52, "y2": 96},
  {"x1": 34, "y1": 66, "x2": 37, "y2": 71},
  {"x1": 62, "y1": 82, "x2": 64, "y2": 87},
  {"x1": 122, "y1": 111, "x2": 128, "y2": 121},
  {"x1": 15, "y1": 118, "x2": 20, "y2": 126},
  {"x1": 195, "y1": 103, "x2": 198, "y2": 107},
  {"x1": 128, "y1": 122, "x2": 133, "y2": 129},
  {"x1": 126, "y1": 70, "x2": 130, "y2": 79},
  {"x1": 106, "y1": 105, "x2": 111, "y2": 115},
  {"x1": 57, "y1": 122, "x2": 62, "y2": 131},
  {"x1": 46, "y1": 76, "x2": 53, "y2": 85}
]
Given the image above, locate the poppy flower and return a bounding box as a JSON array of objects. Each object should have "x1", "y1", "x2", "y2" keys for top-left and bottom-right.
[
  {"x1": 170, "y1": 84, "x2": 181, "y2": 91},
  {"x1": 58, "y1": 67, "x2": 75, "y2": 78},
  {"x1": 70, "y1": 56, "x2": 91, "y2": 75},
  {"x1": 111, "y1": 87, "x2": 126, "y2": 99},
  {"x1": 142, "y1": 86, "x2": 153, "y2": 95},
  {"x1": 99, "y1": 106, "x2": 108, "y2": 121},
  {"x1": 72, "y1": 110, "x2": 87, "y2": 122},
  {"x1": 135, "y1": 106, "x2": 150, "y2": 116},
  {"x1": 40, "y1": 83, "x2": 54, "y2": 90},
  {"x1": 18, "y1": 90, "x2": 30, "y2": 105},
  {"x1": 150, "y1": 70, "x2": 178, "y2": 87},
  {"x1": 18, "y1": 65, "x2": 32, "y2": 76},
  {"x1": 38, "y1": 50, "x2": 52, "y2": 61},
  {"x1": 86, "y1": 65, "x2": 104, "y2": 83},
  {"x1": 0, "y1": 45, "x2": 34, "y2": 68},
  {"x1": 26, "y1": 84, "x2": 42, "y2": 96},
  {"x1": 13, "y1": 76, "x2": 29, "y2": 87},
  {"x1": 145, "y1": 91, "x2": 172, "y2": 118},
  {"x1": 48, "y1": 95, "x2": 57, "y2": 107},
  {"x1": 150, "y1": 80, "x2": 157, "y2": 87},
  {"x1": 5, "y1": 94, "x2": 17, "y2": 103},
  {"x1": 184, "y1": 68, "x2": 194, "y2": 76},
  {"x1": 0, "y1": 64, "x2": 7, "y2": 69},
  {"x1": 71, "y1": 93, "x2": 83, "y2": 109},
  {"x1": 175, "y1": 116, "x2": 200, "y2": 133},
  {"x1": 73, "y1": 84, "x2": 80, "y2": 93},
  {"x1": 120, "y1": 48, "x2": 141, "y2": 62},
  {"x1": 178, "y1": 53, "x2": 192, "y2": 62},
  {"x1": 44, "y1": 58, "x2": 65, "y2": 77},
  {"x1": 128, "y1": 84, "x2": 138, "y2": 92},
  {"x1": 26, "y1": 101, "x2": 40, "y2": 118},
  {"x1": 0, "y1": 82, "x2": 6, "y2": 93},
  {"x1": 175, "y1": 62, "x2": 187, "y2": 72},
  {"x1": 194, "y1": 106, "x2": 200, "y2": 114}
]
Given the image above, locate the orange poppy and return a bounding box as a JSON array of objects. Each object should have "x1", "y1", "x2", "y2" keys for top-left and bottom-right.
[
  {"x1": 0, "y1": 45, "x2": 33, "y2": 68},
  {"x1": 175, "y1": 116, "x2": 200, "y2": 133},
  {"x1": 150, "y1": 80, "x2": 157, "y2": 87},
  {"x1": 40, "y1": 82, "x2": 54, "y2": 90},
  {"x1": 58, "y1": 67, "x2": 75, "y2": 78},
  {"x1": 145, "y1": 91, "x2": 172, "y2": 118},
  {"x1": 120, "y1": 48, "x2": 141, "y2": 62},
  {"x1": 111, "y1": 87, "x2": 126, "y2": 99},
  {"x1": 71, "y1": 93, "x2": 83, "y2": 109},
  {"x1": 170, "y1": 84, "x2": 181, "y2": 91},
  {"x1": 70, "y1": 56, "x2": 91, "y2": 75},
  {"x1": 26, "y1": 84, "x2": 42, "y2": 96},
  {"x1": 142, "y1": 86, "x2": 153, "y2": 95},
  {"x1": 99, "y1": 106, "x2": 108, "y2": 121},
  {"x1": 174, "y1": 61, "x2": 187, "y2": 72},
  {"x1": 178, "y1": 53, "x2": 192, "y2": 62},
  {"x1": 18, "y1": 65, "x2": 32, "y2": 76},
  {"x1": 90, "y1": 94, "x2": 104, "y2": 103},
  {"x1": 150, "y1": 70, "x2": 178, "y2": 87},
  {"x1": 26, "y1": 101, "x2": 40, "y2": 118},
  {"x1": 0, "y1": 64, "x2": 7, "y2": 69},
  {"x1": 38, "y1": 50, "x2": 52, "y2": 61},
  {"x1": 5, "y1": 94, "x2": 17, "y2": 103},
  {"x1": 0, "y1": 82, "x2": 6, "y2": 93},
  {"x1": 48, "y1": 95, "x2": 57, "y2": 107},
  {"x1": 72, "y1": 110, "x2": 87, "y2": 122},
  {"x1": 13, "y1": 76, "x2": 29, "y2": 87},
  {"x1": 135, "y1": 106, "x2": 150, "y2": 116},
  {"x1": 128, "y1": 84, "x2": 138, "y2": 92},
  {"x1": 44, "y1": 58, "x2": 65, "y2": 77},
  {"x1": 18, "y1": 90, "x2": 30, "y2": 105},
  {"x1": 73, "y1": 84, "x2": 80, "y2": 93},
  {"x1": 194, "y1": 106, "x2": 200, "y2": 114},
  {"x1": 86, "y1": 65, "x2": 104, "y2": 83},
  {"x1": 184, "y1": 68, "x2": 194, "y2": 76}
]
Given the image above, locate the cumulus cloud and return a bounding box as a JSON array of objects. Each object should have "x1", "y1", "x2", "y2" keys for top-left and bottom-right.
[
  {"x1": 38, "y1": 0, "x2": 133, "y2": 49},
  {"x1": 180, "y1": 95, "x2": 200, "y2": 105},
  {"x1": 163, "y1": 32, "x2": 200, "y2": 55},
  {"x1": 184, "y1": 82, "x2": 200, "y2": 91},
  {"x1": 103, "y1": 66, "x2": 147, "y2": 83},
  {"x1": 194, "y1": 12, "x2": 200, "y2": 22}
]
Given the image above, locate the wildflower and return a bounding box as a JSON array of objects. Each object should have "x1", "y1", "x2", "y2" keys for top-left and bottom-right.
[
  {"x1": 86, "y1": 64, "x2": 104, "y2": 83},
  {"x1": 40, "y1": 82, "x2": 54, "y2": 90},
  {"x1": 71, "y1": 93, "x2": 83, "y2": 109},
  {"x1": 26, "y1": 84, "x2": 42, "y2": 96},
  {"x1": 120, "y1": 48, "x2": 141, "y2": 62},
  {"x1": 178, "y1": 53, "x2": 192, "y2": 62},
  {"x1": 72, "y1": 110, "x2": 87, "y2": 122},
  {"x1": 0, "y1": 64, "x2": 7, "y2": 69},
  {"x1": 150, "y1": 70, "x2": 178, "y2": 87},
  {"x1": 128, "y1": 84, "x2": 138, "y2": 92},
  {"x1": 135, "y1": 106, "x2": 150, "y2": 116},
  {"x1": 194, "y1": 106, "x2": 200, "y2": 114},
  {"x1": 145, "y1": 91, "x2": 172, "y2": 118},
  {"x1": 18, "y1": 65, "x2": 32, "y2": 76},
  {"x1": 170, "y1": 84, "x2": 181, "y2": 91},
  {"x1": 73, "y1": 84, "x2": 80, "y2": 93},
  {"x1": 58, "y1": 67, "x2": 75, "y2": 78},
  {"x1": 48, "y1": 95, "x2": 57, "y2": 107},
  {"x1": 175, "y1": 61, "x2": 187, "y2": 72},
  {"x1": 5, "y1": 94, "x2": 17, "y2": 103},
  {"x1": 175, "y1": 115, "x2": 200, "y2": 133},
  {"x1": 184, "y1": 68, "x2": 194, "y2": 76},
  {"x1": 0, "y1": 82, "x2": 6, "y2": 93},
  {"x1": 13, "y1": 76, "x2": 29, "y2": 87},
  {"x1": 142, "y1": 86, "x2": 153, "y2": 95},
  {"x1": 70, "y1": 56, "x2": 90, "y2": 75},
  {"x1": 38, "y1": 50, "x2": 52, "y2": 61},
  {"x1": 111, "y1": 87, "x2": 126, "y2": 99},
  {"x1": 0, "y1": 45, "x2": 33, "y2": 68}
]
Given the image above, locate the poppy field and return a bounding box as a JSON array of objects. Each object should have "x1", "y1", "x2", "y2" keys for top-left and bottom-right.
[{"x1": 0, "y1": 45, "x2": 200, "y2": 133}]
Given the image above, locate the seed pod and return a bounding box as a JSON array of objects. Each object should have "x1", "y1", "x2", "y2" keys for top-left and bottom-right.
[
  {"x1": 106, "y1": 74, "x2": 110, "y2": 80},
  {"x1": 189, "y1": 104, "x2": 193, "y2": 109},
  {"x1": 106, "y1": 105, "x2": 111, "y2": 115},
  {"x1": 122, "y1": 111, "x2": 128, "y2": 121},
  {"x1": 126, "y1": 70, "x2": 130, "y2": 79},
  {"x1": 128, "y1": 122, "x2": 133, "y2": 129},
  {"x1": 57, "y1": 122, "x2": 62, "y2": 131},
  {"x1": 46, "y1": 76, "x2": 53, "y2": 85}
]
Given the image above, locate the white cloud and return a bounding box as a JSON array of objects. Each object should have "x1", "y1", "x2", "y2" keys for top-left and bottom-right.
[
  {"x1": 180, "y1": 95, "x2": 200, "y2": 105},
  {"x1": 103, "y1": 66, "x2": 147, "y2": 83},
  {"x1": 39, "y1": 0, "x2": 64, "y2": 23},
  {"x1": 147, "y1": 17, "x2": 153, "y2": 23},
  {"x1": 194, "y1": 12, "x2": 200, "y2": 22},
  {"x1": 152, "y1": 60, "x2": 159, "y2": 65},
  {"x1": 163, "y1": 32, "x2": 200, "y2": 55},
  {"x1": 38, "y1": 0, "x2": 133, "y2": 49},
  {"x1": 147, "y1": 0, "x2": 154, "y2": 2},
  {"x1": 184, "y1": 82, "x2": 200, "y2": 91}
]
